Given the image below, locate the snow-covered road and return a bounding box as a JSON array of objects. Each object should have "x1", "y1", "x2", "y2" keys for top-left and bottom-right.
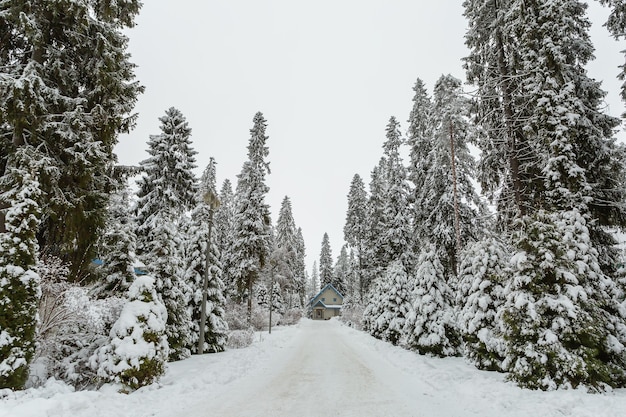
[
  {"x1": 3, "y1": 318, "x2": 626, "y2": 417},
  {"x1": 204, "y1": 319, "x2": 420, "y2": 417}
]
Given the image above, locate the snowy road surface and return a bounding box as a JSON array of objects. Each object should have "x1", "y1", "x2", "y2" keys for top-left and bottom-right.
[
  {"x1": 202, "y1": 319, "x2": 421, "y2": 417},
  {"x1": 2, "y1": 318, "x2": 626, "y2": 417}
]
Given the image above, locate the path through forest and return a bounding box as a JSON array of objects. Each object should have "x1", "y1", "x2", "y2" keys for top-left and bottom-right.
[{"x1": 194, "y1": 319, "x2": 424, "y2": 417}]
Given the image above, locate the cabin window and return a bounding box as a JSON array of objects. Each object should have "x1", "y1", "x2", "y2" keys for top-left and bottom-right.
[
  {"x1": 322, "y1": 298, "x2": 325, "y2": 302},
  {"x1": 333, "y1": 298, "x2": 337, "y2": 302}
]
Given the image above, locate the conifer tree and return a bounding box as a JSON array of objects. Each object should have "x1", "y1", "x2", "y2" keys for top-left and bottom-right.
[
  {"x1": 135, "y1": 108, "x2": 198, "y2": 361},
  {"x1": 333, "y1": 245, "x2": 351, "y2": 297},
  {"x1": 344, "y1": 174, "x2": 369, "y2": 300},
  {"x1": 403, "y1": 245, "x2": 459, "y2": 357},
  {"x1": 379, "y1": 117, "x2": 413, "y2": 269},
  {"x1": 307, "y1": 261, "x2": 320, "y2": 300},
  {"x1": 295, "y1": 227, "x2": 307, "y2": 306},
  {"x1": 276, "y1": 196, "x2": 299, "y2": 303},
  {"x1": 0, "y1": 149, "x2": 42, "y2": 389},
  {"x1": 231, "y1": 112, "x2": 272, "y2": 323},
  {"x1": 98, "y1": 183, "x2": 138, "y2": 295},
  {"x1": 184, "y1": 159, "x2": 228, "y2": 354},
  {"x1": 0, "y1": 0, "x2": 143, "y2": 279},
  {"x1": 376, "y1": 261, "x2": 412, "y2": 346},
  {"x1": 319, "y1": 233, "x2": 334, "y2": 288},
  {"x1": 364, "y1": 160, "x2": 388, "y2": 284},
  {"x1": 94, "y1": 275, "x2": 168, "y2": 391},
  {"x1": 457, "y1": 237, "x2": 509, "y2": 371},
  {"x1": 215, "y1": 179, "x2": 236, "y2": 298}
]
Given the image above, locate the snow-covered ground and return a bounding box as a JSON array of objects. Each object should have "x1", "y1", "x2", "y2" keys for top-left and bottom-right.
[{"x1": 2, "y1": 319, "x2": 625, "y2": 417}]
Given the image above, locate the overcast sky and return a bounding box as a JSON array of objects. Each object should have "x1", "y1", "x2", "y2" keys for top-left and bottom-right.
[{"x1": 116, "y1": 0, "x2": 625, "y2": 273}]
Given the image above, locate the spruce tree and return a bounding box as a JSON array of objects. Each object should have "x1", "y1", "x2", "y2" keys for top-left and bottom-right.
[
  {"x1": 295, "y1": 227, "x2": 307, "y2": 306},
  {"x1": 333, "y1": 245, "x2": 351, "y2": 297},
  {"x1": 184, "y1": 159, "x2": 228, "y2": 354},
  {"x1": 275, "y1": 196, "x2": 299, "y2": 304},
  {"x1": 230, "y1": 112, "x2": 272, "y2": 323},
  {"x1": 215, "y1": 179, "x2": 236, "y2": 298},
  {"x1": 319, "y1": 233, "x2": 334, "y2": 288},
  {"x1": 0, "y1": 149, "x2": 42, "y2": 389},
  {"x1": 0, "y1": 0, "x2": 143, "y2": 279},
  {"x1": 344, "y1": 174, "x2": 369, "y2": 300},
  {"x1": 403, "y1": 245, "x2": 460, "y2": 357},
  {"x1": 135, "y1": 108, "x2": 198, "y2": 361},
  {"x1": 377, "y1": 261, "x2": 412, "y2": 346},
  {"x1": 379, "y1": 117, "x2": 413, "y2": 269}
]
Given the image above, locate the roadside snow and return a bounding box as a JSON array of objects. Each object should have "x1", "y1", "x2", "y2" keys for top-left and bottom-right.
[{"x1": 2, "y1": 319, "x2": 625, "y2": 417}]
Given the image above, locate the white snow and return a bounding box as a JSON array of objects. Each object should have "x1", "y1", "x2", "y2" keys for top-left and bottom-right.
[{"x1": 2, "y1": 319, "x2": 625, "y2": 417}]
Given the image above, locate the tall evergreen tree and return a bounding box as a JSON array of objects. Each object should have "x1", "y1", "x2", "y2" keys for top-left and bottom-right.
[
  {"x1": 230, "y1": 112, "x2": 272, "y2": 323},
  {"x1": 319, "y1": 233, "x2": 334, "y2": 288},
  {"x1": 184, "y1": 159, "x2": 228, "y2": 354},
  {"x1": 275, "y1": 196, "x2": 299, "y2": 303},
  {"x1": 0, "y1": 148, "x2": 42, "y2": 389},
  {"x1": 414, "y1": 75, "x2": 484, "y2": 277},
  {"x1": 379, "y1": 117, "x2": 413, "y2": 269},
  {"x1": 307, "y1": 261, "x2": 320, "y2": 300},
  {"x1": 295, "y1": 227, "x2": 307, "y2": 306},
  {"x1": 344, "y1": 173, "x2": 369, "y2": 300},
  {"x1": 135, "y1": 108, "x2": 198, "y2": 361},
  {"x1": 0, "y1": 0, "x2": 143, "y2": 279},
  {"x1": 333, "y1": 245, "x2": 350, "y2": 296},
  {"x1": 215, "y1": 179, "x2": 236, "y2": 298}
]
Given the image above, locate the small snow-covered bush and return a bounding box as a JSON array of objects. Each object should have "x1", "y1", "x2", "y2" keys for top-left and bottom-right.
[
  {"x1": 281, "y1": 308, "x2": 303, "y2": 326},
  {"x1": 250, "y1": 308, "x2": 281, "y2": 331},
  {"x1": 224, "y1": 301, "x2": 250, "y2": 331},
  {"x1": 226, "y1": 329, "x2": 254, "y2": 349},
  {"x1": 93, "y1": 276, "x2": 168, "y2": 391},
  {"x1": 340, "y1": 300, "x2": 365, "y2": 330}
]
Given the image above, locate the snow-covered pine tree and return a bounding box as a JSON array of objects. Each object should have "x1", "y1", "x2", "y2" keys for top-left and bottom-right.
[
  {"x1": 256, "y1": 284, "x2": 269, "y2": 309},
  {"x1": 362, "y1": 276, "x2": 386, "y2": 339},
  {"x1": 135, "y1": 108, "x2": 198, "y2": 361},
  {"x1": 503, "y1": 210, "x2": 626, "y2": 389},
  {"x1": 333, "y1": 245, "x2": 351, "y2": 297},
  {"x1": 270, "y1": 281, "x2": 285, "y2": 315},
  {"x1": 93, "y1": 275, "x2": 168, "y2": 391},
  {"x1": 379, "y1": 117, "x2": 413, "y2": 270},
  {"x1": 184, "y1": 159, "x2": 228, "y2": 354},
  {"x1": 457, "y1": 237, "x2": 510, "y2": 371},
  {"x1": 376, "y1": 261, "x2": 412, "y2": 346},
  {"x1": 344, "y1": 174, "x2": 369, "y2": 300},
  {"x1": 307, "y1": 261, "x2": 320, "y2": 301},
  {"x1": 215, "y1": 179, "x2": 236, "y2": 298},
  {"x1": 230, "y1": 112, "x2": 272, "y2": 323},
  {"x1": 319, "y1": 233, "x2": 334, "y2": 288},
  {"x1": 98, "y1": 183, "x2": 138, "y2": 296},
  {"x1": 363, "y1": 160, "x2": 388, "y2": 285},
  {"x1": 415, "y1": 75, "x2": 485, "y2": 277},
  {"x1": 0, "y1": 148, "x2": 42, "y2": 389},
  {"x1": 295, "y1": 227, "x2": 307, "y2": 307},
  {"x1": 0, "y1": 0, "x2": 143, "y2": 279},
  {"x1": 275, "y1": 196, "x2": 299, "y2": 305},
  {"x1": 403, "y1": 245, "x2": 460, "y2": 357}
]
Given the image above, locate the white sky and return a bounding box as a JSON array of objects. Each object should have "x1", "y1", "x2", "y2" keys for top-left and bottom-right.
[{"x1": 116, "y1": 0, "x2": 625, "y2": 272}]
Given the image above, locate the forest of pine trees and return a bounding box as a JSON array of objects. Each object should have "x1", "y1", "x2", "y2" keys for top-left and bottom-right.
[{"x1": 2, "y1": 0, "x2": 626, "y2": 394}]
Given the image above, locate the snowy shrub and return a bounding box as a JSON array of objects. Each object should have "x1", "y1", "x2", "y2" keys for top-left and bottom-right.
[
  {"x1": 457, "y1": 237, "x2": 509, "y2": 371},
  {"x1": 403, "y1": 246, "x2": 460, "y2": 357},
  {"x1": 362, "y1": 277, "x2": 385, "y2": 339},
  {"x1": 93, "y1": 275, "x2": 168, "y2": 391},
  {"x1": 502, "y1": 210, "x2": 626, "y2": 390},
  {"x1": 226, "y1": 329, "x2": 255, "y2": 349},
  {"x1": 340, "y1": 299, "x2": 365, "y2": 330},
  {"x1": 281, "y1": 308, "x2": 303, "y2": 326},
  {"x1": 250, "y1": 308, "x2": 281, "y2": 331},
  {"x1": 224, "y1": 301, "x2": 251, "y2": 331}
]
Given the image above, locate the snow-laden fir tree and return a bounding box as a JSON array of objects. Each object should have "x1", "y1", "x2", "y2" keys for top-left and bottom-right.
[
  {"x1": 363, "y1": 160, "x2": 388, "y2": 284},
  {"x1": 0, "y1": 0, "x2": 143, "y2": 279},
  {"x1": 275, "y1": 196, "x2": 300, "y2": 305},
  {"x1": 0, "y1": 149, "x2": 42, "y2": 389},
  {"x1": 333, "y1": 245, "x2": 351, "y2": 297},
  {"x1": 362, "y1": 276, "x2": 386, "y2": 339},
  {"x1": 135, "y1": 108, "x2": 198, "y2": 361},
  {"x1": 135, "y1": 107, "x2": 198, "y2": 251},
  {"x1": 256, "y1": 284, "x2": 269, "y2": 309},
  {"x1": 403, "y1": 245, "x2": 460, "y2": 356},
  {"x1": 344, "y1": 174, "x2": 369, "y2": 300},
  {"x1": 93, "y1": 275, "x2": 168, "y2": 391},
  {"x1": 375, "y1": 261, "x2": 412, "y2": 346},
  {"x1": 98, "y1": 183, "x2": 138, "y2": 296},
  {"x1": 184, "y1": 159, "x2": 228, "y2": 354},
  {"x1": 295, "y1": 227, "x2": 307, "y2": 306},
  {"x1": 414, "y1": 75, "x2": 485, "y2": 277},
  {"x1": 319, "y1": 233, "x2": 334, "y2": 288},
  {"x1": 270, "y1": 281, "x2": 285, "y2": 315},
  {"x1": 230, "y1": 112, "x2": 273, "y2": 323},
  {"x1": 378, "y1": 117, "x2": 413, "y2": 270},
  {"x1": 215, "y1": 179, "x2": 236, "y2": 298},
  {"x1": 307, "y1": 261, "x2": 320, "y2": 301},
  {"x1": 457, "y1": 237, "x2": 510, "y2": 371}
]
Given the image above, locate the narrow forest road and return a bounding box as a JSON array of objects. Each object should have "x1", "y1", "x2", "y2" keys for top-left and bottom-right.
[{"x1": 197, "y1": 319, "x2": 424, "y2": 417}]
